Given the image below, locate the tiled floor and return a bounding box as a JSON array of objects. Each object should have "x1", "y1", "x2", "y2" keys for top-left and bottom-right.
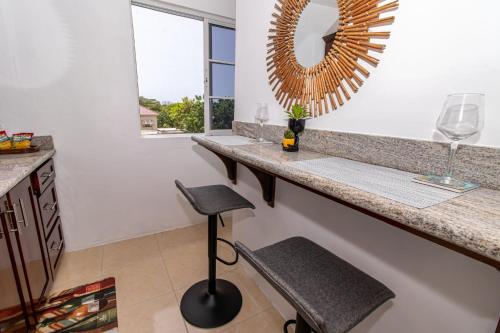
[{"x1": 51, "y1": 222, "x2": 285, "y2": 333}]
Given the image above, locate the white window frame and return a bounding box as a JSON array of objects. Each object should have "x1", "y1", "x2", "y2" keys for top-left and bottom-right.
[
  {"x1": 131, "y1": 0, "x2": 235, "y2": 136},
  {"x1": 203, "y1": 19, "x2": 236, "y2": 136}
]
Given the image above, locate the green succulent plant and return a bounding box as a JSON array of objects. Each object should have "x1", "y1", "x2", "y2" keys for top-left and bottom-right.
[
  {"x1": 284, "y1": 129, "x2": 295, "y2": 139},
  {"x1": 285, "y1": 104, "x2": 310, "y2": 120}
]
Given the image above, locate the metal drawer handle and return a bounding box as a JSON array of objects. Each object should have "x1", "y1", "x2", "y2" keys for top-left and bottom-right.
[
  {"x1": 50, "y1": 241, "x2": 63, "y2": 252},
  {"x1": 18, "y1": 199, "x2": 28, "y2": 228},
  {"x1": 41, "y1": 170, "x2": 55, "y2": 179},
  {"x1": 43, "y1": 201, "x2": 58, "y2": 211},
  {"x1": 0, "y1": 209, "x2": 18, "y2": 232},
  {"x1": 12, "y1": 201, "x2": 28, "y2": 229}
]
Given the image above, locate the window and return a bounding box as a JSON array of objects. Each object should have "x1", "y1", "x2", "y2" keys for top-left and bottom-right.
[
  {"x1": 205, "y1": 24, "x2": 236, "y2": 133},
  {"x1": 131, "y1": 2, "x2": 235, "y2": 136}
]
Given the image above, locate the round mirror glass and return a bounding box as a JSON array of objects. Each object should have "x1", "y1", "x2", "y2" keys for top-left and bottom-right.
[{"x1": 294, "y1": 0, "x2": 340, "y2": 68}]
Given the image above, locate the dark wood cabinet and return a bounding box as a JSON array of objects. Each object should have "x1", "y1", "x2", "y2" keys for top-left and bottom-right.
[
  {"x1": 0, "y1": 158, "x2": 65, "y2": 331},
  {"x1": 5, "y1": 177, "x2": 51, "y2": 329},
  {"x1": 32, "y1": 159, "x2": 55, "y2": 196},
  {"x1": 45, "y1": 217, "x2": 64, "y2": 275},
  {"x1": 0, "y1": 195, "x2": 30, "y2": 332},
  {"x1": 37, "y1": 182, "x2": 59, "y2": 239},
  {"x1": 32, "y1": 159, "x2": 64, "y2": 277}
]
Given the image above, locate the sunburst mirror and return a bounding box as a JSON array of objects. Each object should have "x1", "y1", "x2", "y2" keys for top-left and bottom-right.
[{"x1": 267, "y1": 0, "x2": 399, "y2": 117}]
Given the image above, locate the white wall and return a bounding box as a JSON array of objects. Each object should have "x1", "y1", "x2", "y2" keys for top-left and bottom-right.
[
  {"x1": 235, "y1": 0, "x2": 500, "y2": 147},
  {"x1": 233, "y1": 0, "x2": 500, "y2": 332},
  {"x1": 0, "y1": 0, "x2": 235, "y2": 251}
]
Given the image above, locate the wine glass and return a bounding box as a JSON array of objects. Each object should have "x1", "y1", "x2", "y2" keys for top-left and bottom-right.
[
  {"x1": 435, "y1": 93, "x2": 485, "y2": 187},
  {"x1": 255, "y1": 103, "x2": 269, "y2": 143}
]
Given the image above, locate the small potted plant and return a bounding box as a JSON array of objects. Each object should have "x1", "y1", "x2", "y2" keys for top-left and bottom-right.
[
  {"x1": 284, "y1": 104, "x2": 310, "y2": 151},
  {"x1": 286, "y1": 104, "x2": 310, "y2": 131},
  {"x1": 282, "y1": 129, "x2": 296, "y2": 151}
]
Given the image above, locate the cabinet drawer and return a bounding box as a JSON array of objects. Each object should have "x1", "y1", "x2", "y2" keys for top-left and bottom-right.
[
  {"x1": 33, "y1": 159, "x2": 55, "y2": 195},
  {"x1": 38, "y1": 182, "x2": 59, "y2": 238},
  {"x1": 46, "y1": 217, "x2": 64, "y2": 273}
]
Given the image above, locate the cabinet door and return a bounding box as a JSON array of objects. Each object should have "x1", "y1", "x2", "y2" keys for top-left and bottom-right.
[
  {"x1": 37, "y1": 181, "x2": 59, "y2": 239},
  {"x1": 7, "y1": 177, "x2": 50, "y2": 315},
  {"x1": 0, "y1": 195, "x2": 29, "y2": 332},
  {"x1": 46, "y1": 217, "x2": 64, "y2": 274}
]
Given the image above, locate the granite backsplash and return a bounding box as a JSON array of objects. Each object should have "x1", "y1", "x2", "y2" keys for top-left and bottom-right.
[{"x1": 233, "y1": 121, "x2": 500, "y2": 191}]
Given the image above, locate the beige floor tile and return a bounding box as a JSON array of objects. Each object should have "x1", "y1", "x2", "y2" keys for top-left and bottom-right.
[
  {"x1": 104, "y1": 257, "x2": 173, "y2": 308},
  {"x1": 102, "y1": 234, "x2": 161, "y2": 271},
  {"x1": 157, "y1": 221, "x2": 233, "y2": 251},
  {"x1": 50, "y1": 223, "x2": 280, "y2": 332},
  {"x1": 50, "y1": 246, "x2": 103, "y2": 293},
  {"x1": 183, "y1": 320, "x2": 227, "y2": 333},
  {"x1": 50, "y1": 275, "x2": 105, "y2": 295},
  {"x1": 218, "y1": 219, "x2": 233, "y2": 242},
  {"x1": 177, "y1": 267, "x2": 272, "y2": 333},
  {"x1": 157, "y1": 223, "x2": 207, "y2": 250},
  {"x1": 221, "y1": 308, "x2": 285, "y2": 333},
  {"x1": 118, "y1": 293, "x2": 187, "y2": 333},
  {"x1": 162, "y1": 241, "x2": 237, "y2": 291},
  {"x1": 221, "y1": 268, "x2": 271, "y2": 310}
]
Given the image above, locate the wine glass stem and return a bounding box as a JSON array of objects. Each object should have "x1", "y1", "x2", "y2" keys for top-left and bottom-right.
[
  {"x1": 445, "y1": 141, "x2": 459, "y2": 178},
  {"x1": 259, "y1": 122, "x2": 264, "y2": 142}
]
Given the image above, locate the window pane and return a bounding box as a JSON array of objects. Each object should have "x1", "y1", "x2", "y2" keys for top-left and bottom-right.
[
  {"x1": 210, "y1": 25, "x2": 235, "y2": 63},
  {"x1": 210, "y1": 99, "x2": 234, "y2": 130},
  {"x1": 210, "y1": 63, "x2": 235, "y2": 97},
  {"x1": 132, "y1": 5, "x2": 204, "y2": 135}
]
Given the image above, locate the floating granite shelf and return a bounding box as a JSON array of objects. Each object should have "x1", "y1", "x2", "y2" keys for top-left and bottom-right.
[{"x1": 192, "y1": 133, "x2": 500, "y2": 270}]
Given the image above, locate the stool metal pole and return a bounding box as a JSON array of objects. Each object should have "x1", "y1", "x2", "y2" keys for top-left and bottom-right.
[
  {"x1": 176, "y1": 180, "x2": 251, "y2": 329},
  {"x1": 208, "y1": 214, "x2": 217, "y2": 294},
  {"x1": 295, "y1": 314, "x2": 313, "y2": 333}
]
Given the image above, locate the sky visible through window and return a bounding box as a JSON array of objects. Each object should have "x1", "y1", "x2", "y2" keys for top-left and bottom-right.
[
  {"x1": 210, "y1": 25, "x2": 236, "y2": 98},
  {"x1": 132, "y1": 5, "x2": 203, "y2": 104}
]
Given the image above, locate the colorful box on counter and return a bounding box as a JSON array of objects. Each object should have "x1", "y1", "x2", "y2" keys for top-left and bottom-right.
[
  {"x1": 12, "y1": 133, "x2": 33, "y2": 149},
  {"x1": 0, "y1": 132, "x2": 34, "y2": 150},
  {"x1": 0, "y1": 131, "x2": 12, "y2": 150}
]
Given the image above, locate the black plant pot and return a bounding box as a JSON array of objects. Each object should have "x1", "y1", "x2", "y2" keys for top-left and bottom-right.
[
  {"x1": 288, "y1": 119, "x2": 306, "y2": 135},
  {"x1": 284, "y1": 119, "x2": 306, "y2": 152}
]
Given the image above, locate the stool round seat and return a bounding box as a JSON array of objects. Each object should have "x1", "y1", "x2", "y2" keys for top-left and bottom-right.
[{"x1": 236, "y1": 237, "x2": 395, "y2": 333}]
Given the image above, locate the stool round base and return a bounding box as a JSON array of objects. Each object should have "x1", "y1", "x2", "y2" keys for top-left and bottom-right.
[{"x1": 180, "y1": 279, "x2": 242, "y2": 328}]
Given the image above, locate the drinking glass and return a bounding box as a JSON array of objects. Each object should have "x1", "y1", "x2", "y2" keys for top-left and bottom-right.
[
  {"x1": 435, "y1": 93, "x2": 485, "y2": 187},
  {"x1": 255, "y1": 103, "x2": 269, "y2": 142}
]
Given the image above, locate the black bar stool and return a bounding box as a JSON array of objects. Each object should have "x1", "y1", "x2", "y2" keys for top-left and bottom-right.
[
  {"x1": 236, "y1": 237, "x2": 395, "y2": 333},
  {"x1": 175, "y1": 180, "x2": 255, "y2": 328}
]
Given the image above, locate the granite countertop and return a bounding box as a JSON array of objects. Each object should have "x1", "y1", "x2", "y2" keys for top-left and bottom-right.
[
  {"x1": 193, "y1": 135, "x2": 500, "y2": 265},
  {"x1": 0, "y1": 150, "x2": 56, "y2": 197}
]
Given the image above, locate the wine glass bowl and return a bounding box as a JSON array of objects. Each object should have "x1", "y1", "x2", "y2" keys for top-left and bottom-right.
[
  {"x1": 433, "y1": 93, "x2": 485, "y2": 188},
  {"x1": 255, "y1": 103, "x2": 269, "y2": 142},
  {"x1": 255, "y1": 104, "x2": 269, "y2": 123},
  {"x1": 437, "y1": 95, "x2": 483, "y2": 141}
]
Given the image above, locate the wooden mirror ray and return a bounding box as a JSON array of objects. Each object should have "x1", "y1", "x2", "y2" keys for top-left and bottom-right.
[{"x1": 267, "y1": 0, "x2": 399, "y2": 117}]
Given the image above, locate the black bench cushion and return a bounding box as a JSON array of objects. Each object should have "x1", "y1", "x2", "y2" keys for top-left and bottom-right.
[
  {"x1": 236, "y1": 237, "x2": 395, "y2": 333},
  {"x1": 175, "y1": 180, "x2": 255, "y2": 215}
]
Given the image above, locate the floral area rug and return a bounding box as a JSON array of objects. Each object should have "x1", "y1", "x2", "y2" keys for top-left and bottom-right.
[{"x1": 36, "y1": 277, "x2": 118, "y2": 333}]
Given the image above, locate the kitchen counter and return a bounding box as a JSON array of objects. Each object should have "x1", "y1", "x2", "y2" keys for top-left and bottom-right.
[
  {"x1": 193, "y1": 135, "x2": 500, "y2": 267},
  {"x1": 0, "y1": 149, "x2": 56, "y2": 197}
]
